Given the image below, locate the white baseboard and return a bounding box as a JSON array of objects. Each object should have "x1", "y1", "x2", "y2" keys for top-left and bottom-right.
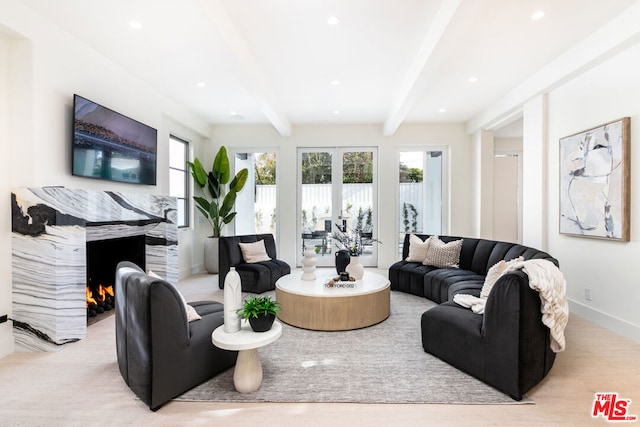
[{"x1": 568, "y1": 298, "x2": 640, "y2": 344}]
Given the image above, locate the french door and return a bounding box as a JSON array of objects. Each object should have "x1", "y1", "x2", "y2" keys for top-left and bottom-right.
[{"x1": 297, "y1": 147, "x2": 378, "y2": 267}]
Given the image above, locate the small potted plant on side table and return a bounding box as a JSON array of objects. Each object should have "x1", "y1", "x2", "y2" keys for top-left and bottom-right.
[{"x1": 237, "y1": 296, "x2": 281, "y2": 332}]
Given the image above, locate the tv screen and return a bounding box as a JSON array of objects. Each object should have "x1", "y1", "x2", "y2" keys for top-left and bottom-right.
[{"x1": 72, "y1": 94, "x2": 157, "y2": 185}]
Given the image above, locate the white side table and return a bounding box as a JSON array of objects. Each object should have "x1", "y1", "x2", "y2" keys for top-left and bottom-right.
[{"x1": 211, "y1": 320, "x2": 282, "y2": 393}]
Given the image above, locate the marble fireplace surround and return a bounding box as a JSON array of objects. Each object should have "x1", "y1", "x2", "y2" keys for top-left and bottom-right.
[{"x1": 11, "y1": 187, "x2": 178, "y2": 352}]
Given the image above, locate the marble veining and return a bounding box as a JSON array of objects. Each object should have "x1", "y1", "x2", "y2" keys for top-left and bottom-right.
[{"x1": 11, "y1": 187, "x2": 178, "y2": 351}]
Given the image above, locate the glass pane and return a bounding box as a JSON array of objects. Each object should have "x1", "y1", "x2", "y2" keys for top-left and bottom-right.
[
  {"x1": 234, "y1": 152, "x2": 278, "y2": 236},
  {"x1": 169, "y1": 169, "x2": 185, "y2": 198},
  {"x1": 398, "y1": 151, "x2": 442, "y2": 256},
  {"x1": 342, "y1": 151, "x2": 374, "y2": 255},
  {"x1": 169, "y1": 138, "x2": 185, "y2": 169},
  {"x1": 177, "y1": 198, "x2": 186, "y2": 228},
  {"x1": 300, "y1": 151, "x2": 332, "y2": 259}
]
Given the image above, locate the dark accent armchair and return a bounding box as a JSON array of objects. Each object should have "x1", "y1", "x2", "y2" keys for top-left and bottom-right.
[
  {"x1": 219, "y1": 234, "x2": 291, "y2": 293},
  {"x1": 115, "y1": 262, "x2": 237, "y2": 410}
]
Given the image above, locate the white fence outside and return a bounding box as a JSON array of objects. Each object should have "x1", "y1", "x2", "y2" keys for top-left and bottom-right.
[{"x1": 252, "y1": 183, "x2": 429, "y2": 233}]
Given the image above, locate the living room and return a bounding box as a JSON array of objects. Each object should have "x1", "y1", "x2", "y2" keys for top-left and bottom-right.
[{"x1": 1, "y1": 0, "x2": 640, "y2": 425}]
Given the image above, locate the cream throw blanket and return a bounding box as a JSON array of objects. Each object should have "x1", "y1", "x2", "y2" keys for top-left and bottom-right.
[{"x1": 453, "y1": 259, "x2": 569, "y2": 352}]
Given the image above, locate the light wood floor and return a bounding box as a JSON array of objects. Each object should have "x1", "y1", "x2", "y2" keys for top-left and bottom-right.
[{"x1": 1, "y1": 270, "x2": 638, "y2": 426}]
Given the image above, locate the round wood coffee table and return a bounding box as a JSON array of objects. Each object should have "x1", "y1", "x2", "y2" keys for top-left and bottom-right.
[{"x1": 275, "y1": 270, "x2": 390, "y2": 331}]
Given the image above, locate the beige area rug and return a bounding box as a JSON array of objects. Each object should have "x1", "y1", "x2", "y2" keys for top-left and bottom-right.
[{"x1": 176, "y1": 291, "x2": 532, "y2": 404}]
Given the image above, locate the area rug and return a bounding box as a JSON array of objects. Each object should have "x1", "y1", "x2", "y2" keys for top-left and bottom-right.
[{"x1": 176, "y1": 291, "x2": 533, "y2": 404}]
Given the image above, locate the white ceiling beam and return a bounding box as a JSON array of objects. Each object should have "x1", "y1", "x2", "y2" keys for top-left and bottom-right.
[
  {"x1": 382, "y1": 0, "x2": 462, "y2": 136},
  {"x1": 199, "y1": 0, "x2": 292, "y2": 137},
  {"x1": 466, "y1": 1, "x2": 640, "y2": 135}
]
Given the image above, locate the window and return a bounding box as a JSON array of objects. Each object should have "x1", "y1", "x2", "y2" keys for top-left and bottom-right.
[
  {"x1": 398, "y1": 149, "x2": 447, "y2": 256},
  {"x1": 233, "y1": 151, "x2": 278, "y2": 236},
  {"x1": 297, "y1": 147, "x2": 378, "y2": 267},
  {"x1": 169, "y1": 135, "x2": 189, "y2": 228}
]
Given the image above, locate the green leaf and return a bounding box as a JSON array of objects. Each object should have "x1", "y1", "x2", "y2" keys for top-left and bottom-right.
[
  {"x1": 189, "y1": 158, "x2": 207, "y2": 188},
  {"x1": 213, "y1": 146, "x2": 231, "y2": 184},
  {"x1": 195, "y1": 205, "x2": 208, "y2": 219},
  {"x1": 230, "y1": 168, "x2": 249, "y2": 192},
  {"x1": 207, "y1": 172, "x2": 220, "y2": 199},
  {"x1": 219, "y1": 191, "x2": 236, "y2": 218},
  {"x1": 222, "y1": 212, "x2": 237, "y2": 225},
  {"x1": 193, "y1": 196, "x2": 210, "y2": 213}
]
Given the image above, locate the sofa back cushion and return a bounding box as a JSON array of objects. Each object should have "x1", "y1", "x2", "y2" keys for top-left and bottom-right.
[{"x1": 401, "y1": 234, "x2": 558, "y2": 275}]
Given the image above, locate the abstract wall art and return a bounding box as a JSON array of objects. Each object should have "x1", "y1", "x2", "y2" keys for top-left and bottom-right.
[{"x1": 559, "y1": 117, "x2": 630, "y2": 241}]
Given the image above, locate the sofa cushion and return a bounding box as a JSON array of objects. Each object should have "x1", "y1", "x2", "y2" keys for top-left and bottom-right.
[
  {"x1": 239, "y1": 239, "x2": 272, "y2": 263},
  {"x1": 423, "y1": 237, "x2": 463, "y2": 268},
  {"x1": 424, "y1": 268, "x2": 484, "y2": 303},
  {"x1": 405, "y1": 234, "x2": 432, "y2": 262}
]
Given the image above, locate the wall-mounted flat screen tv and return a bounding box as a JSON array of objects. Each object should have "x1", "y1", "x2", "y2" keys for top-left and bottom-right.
[{"x1": 72, "y1": 94, "x2": 157, "y2": 185}]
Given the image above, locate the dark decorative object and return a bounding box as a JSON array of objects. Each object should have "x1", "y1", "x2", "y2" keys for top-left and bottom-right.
[
  {"x1": 335, "y1": 249, "x2": 350, "y2": 274},
  {"x1": 248, "y1": 313, "x2": 276, "y2": 332}
]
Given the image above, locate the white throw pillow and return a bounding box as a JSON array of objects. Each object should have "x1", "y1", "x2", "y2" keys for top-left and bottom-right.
[
  {"x1": 480, "y1": 256, "x2": 524, "y2": 299},
  {"x1": 422, "y1": 236, "x2": 462, "y2": 268},
  {"x1": 148, "y1": 270, "x2": 201, "y2": 322},
  {"x1": 239, "y1": 240, "x2": 272, "y2": 263},
  {"x1": 405, "y1": 234, "x2": 432, "y2": 262}
]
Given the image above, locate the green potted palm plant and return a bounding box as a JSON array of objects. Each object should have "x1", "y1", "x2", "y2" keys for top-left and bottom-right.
[
  {"x1": 188, "y1": 146, "x2": 248, "y2": 273},
  {"x1": 237, "y1": 296, "x2": 281, "y2": 332}
]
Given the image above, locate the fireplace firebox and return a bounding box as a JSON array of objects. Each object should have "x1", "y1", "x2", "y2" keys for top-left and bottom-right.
[{"x1": 86, "y1": 234, "x2": 146, "y2": 320}]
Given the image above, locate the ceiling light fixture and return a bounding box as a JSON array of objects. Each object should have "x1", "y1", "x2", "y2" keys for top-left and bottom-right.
[
  {"x1": 327, "y1": 16, "x2": 340, "y2": 26},
  {"x1": 196, "y1": 82, "x2": 206, "y2": 88},
  {"x1": 333, "y1": 110, "x2": 340, "y2": 115},
  {"x1": 331, "y1": 80, "x2": 341, "y2": 86},
  {"x1": 439, "y1": 108, "x2": 447, "y2": 113},
  {"x1": 531, "y1": 10, "x2": 545, "y2": 20},
  {"x1": 129, "y1": 20, "x2": 143, "y2": 30},
  {"x1": 468, "y1": 76, "x2": 479, "y2": 83},
  {"x1": 230, "y1": 112, "x2": 245, "y2": 120}
]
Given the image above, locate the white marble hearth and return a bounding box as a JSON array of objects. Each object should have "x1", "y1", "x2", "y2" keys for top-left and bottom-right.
[{"x1": 11, "y1": 187, "x2": 178, "y2": 351}]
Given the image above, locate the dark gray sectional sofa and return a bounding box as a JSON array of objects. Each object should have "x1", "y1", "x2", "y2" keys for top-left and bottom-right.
[{"x1": 389, "y1": 234, "x2": 559, "y2": 400}]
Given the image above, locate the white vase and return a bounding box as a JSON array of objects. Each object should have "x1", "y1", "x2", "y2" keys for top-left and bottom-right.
[
  {"x1": 301, "y1": 244, "x2": 317, "y2": 281},
  {"x1": 223, "y1": 267, "x2": 242, "y2": 333},
  {"x1": 204, "y1": 237, "x2": 219, "y2": 274},
  {"x1": 346, "y1": 256, "x2": 365, "y2": 280}
]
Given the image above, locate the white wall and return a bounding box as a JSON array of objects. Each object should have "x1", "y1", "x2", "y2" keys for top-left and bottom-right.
[
  {"x1": 546, "y1": 41, "x2": 640, "y2": 342},
  {"x1": 0, "y1": 30, "x2": 13, "y2": 356},
  {"x1": 0, "y1": 1, "x2": 211, "y2": 357},
  {"x1": 210, "y1": 122, "x2": 474, "y2": 269}
]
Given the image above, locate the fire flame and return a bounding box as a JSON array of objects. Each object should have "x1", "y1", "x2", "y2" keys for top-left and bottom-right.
[
  {"x1": 86, "y1": 284, "x2": 114, "y2": 307},
  {"x1": 86, "y1": 287, "x2": 97, "y2": 307}
]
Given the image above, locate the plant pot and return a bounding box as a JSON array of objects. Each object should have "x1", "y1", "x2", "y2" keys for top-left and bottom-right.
[
  {"x1": 335, "y1": 249, "x2": 350, "y2": 275},
  {"x1": 248, "y1": 313, "x2": 276, "y2": 332},
  {"x1": 204, "y1": 237, "x2": 219, "y2": 274}
]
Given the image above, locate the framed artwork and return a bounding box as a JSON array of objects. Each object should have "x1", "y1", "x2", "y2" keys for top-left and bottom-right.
[{"x1": 559, "y1": 117, "x2": 630, "y2": 241}]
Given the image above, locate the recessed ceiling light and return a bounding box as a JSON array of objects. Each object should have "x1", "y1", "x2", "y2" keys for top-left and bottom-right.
[
  {"x1": 327, "y1": 16, "x2": 340, "y2": 26},
  {"x1": 196, "y1": 82, "x2": 206, "y2": 88},
  {"x1": 439, "y1": 108, "x2": 447, "y2": 113},
  {"x1": 331, "y1": 80, "x2": 341, "y2": 86},
  {"x1": 468, "y1": 76, "x2": 479, "y2": 83},
  {"x1": 230, "y1": 111, "x2": 245, "y2": 120},
  {"x1": 129, "y1": 20, "x2": 143, "y2": 30},
  {"x1": 333, "y1": 110, "x2": 341, "y2": 115},
  {"x1": 531, "y1": 10, "x2": 545, "y2": 20}
]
